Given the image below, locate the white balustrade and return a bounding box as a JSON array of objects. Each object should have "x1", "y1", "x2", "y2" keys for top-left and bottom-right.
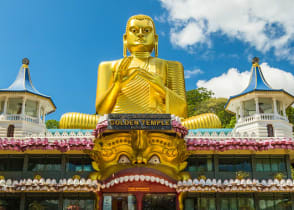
[
  {"x1": 237, "y1": 113, "x2": 288, "y2": 125},
  {"x1": 5, "y1": 114, "x2": 40, "y2": 124}
]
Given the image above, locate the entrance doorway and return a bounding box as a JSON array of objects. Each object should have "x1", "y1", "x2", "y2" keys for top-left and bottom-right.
[
  {"x1": 103, "y1": 194, "x2": 136, "y2": 210},
  {"x1": 7, "y1": 124, "x2": 14, "y2": 137},
  {"x1": 102, "y1": 193, "x2": 176, "y2": 210},
  {"x1": 267, "y1": 124, "x2": 274, "y2": 137},
  {"x1": 143, "y1": 194, "x2": 176, "y2": 210}
]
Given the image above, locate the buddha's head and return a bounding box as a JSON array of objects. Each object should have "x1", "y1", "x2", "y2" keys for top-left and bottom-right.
[{"x1": 123, "y1": 14, "x2": 158, "y2": 57}]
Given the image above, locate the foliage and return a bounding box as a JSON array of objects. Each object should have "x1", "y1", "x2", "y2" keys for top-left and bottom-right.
[
  {"x1": 286, "y1": 106, "x2": 294, "y2": 131},
  {"x1": 227, "y1": 116, "x2": 236, "y2": 128},
  {"x1": 186, "y1": 87, "x2": 214, "y2": 117},
  {"x1": 45, "y1": 120, "x2": 59, "y2": 129},
  {"x1": 186, "y1": 88, "x2": 235, "y2": 128}
]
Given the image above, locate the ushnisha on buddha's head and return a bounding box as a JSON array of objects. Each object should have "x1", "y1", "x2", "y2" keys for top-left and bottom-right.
[{"x1": 123, "y1": 14, "x2": 158, "y2": 57}]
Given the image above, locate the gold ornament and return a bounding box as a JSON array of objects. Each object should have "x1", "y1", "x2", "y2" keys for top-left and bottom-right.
[
  {"x1": 72, "y1": 175, "x2": 81, "y2": 180},
  {"x1": 235, "y1": 171, "x2": 249, "y2": 180},
  {"x1": 86, "y1": 130, "x2": 189, "y2": 181},
  {"x1": 34, "y1": 174, "x2": 42, "y2": 180}
]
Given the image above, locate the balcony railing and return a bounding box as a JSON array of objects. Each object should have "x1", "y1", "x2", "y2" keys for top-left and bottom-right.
[
  {"x1": 4, "y1": 114, "x2": 40, "y2": 124},
  {"x1": 238, "y1": 113, "x2": 288, "y2": 125}
]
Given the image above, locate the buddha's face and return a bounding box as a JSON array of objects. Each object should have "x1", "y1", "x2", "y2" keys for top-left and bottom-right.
[{"x1": 125, "y1": 18, "x2": 157, "y2": 54}]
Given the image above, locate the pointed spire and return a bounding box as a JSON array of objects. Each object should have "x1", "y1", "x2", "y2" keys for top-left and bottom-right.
[
  {"x1": 1, "y1": 58, "x2": 47, "y2": 96},
  {"x1": 224, "y1": 57, "x2": 293, "y2": 110},
  {"x1": 241, "y1": 57, "x2": 272, "y2": 94},
  {"x1": 3, "y1": 58, "x2": 43, "y2": 95},
  {"x1": 0, "y1": 58, "x2": 56, "y2": 111}
]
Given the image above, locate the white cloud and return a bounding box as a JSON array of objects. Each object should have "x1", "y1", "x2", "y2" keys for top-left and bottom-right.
[
  {"x1": 171, "y1": 22, "x2": 207, "y2": 47},
  {"x1": 185, "y1": 68, "x2": 203, "y2": 79},
  {"x1": 159, "y1": 0, "x2": 294, "y2": 61},
  {"x1": 197, "y1": 63, "x2": 294, "y2": 98}
]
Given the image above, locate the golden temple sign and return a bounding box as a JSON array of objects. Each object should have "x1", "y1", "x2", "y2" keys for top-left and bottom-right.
[
  {"x1": 128, "y1": 187, "x2": 150, "y2": 192},
  {"x1": 107, "y1": 114, "x2": 171, "y2": 130}
]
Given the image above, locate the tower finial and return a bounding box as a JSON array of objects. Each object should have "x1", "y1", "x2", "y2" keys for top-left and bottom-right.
[
  {"x1": 252, "y1": 57, "x2": 259, "y2": 66},
  {"x1": 22, "y1": 58, "x2": 29, "y2": 66}
]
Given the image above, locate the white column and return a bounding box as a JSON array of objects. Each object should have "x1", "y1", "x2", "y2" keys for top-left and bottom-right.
[
  {"x1": 240, "y1": 102, "x2": 244, "y2": 118},
  {"x1": 273, "y1": 98, "x2": 277, "y2": 115},
  {"x1": 236, "y1": 107, "x2": 239, "y2": 121},
  {"x1": 37, "y1": 102, "x2": 41, "y2": 123},
  {"x1": 21, "y1": 98, "x2": 26, "y2": 114},
  {"x1": 3, "y1": 97, "x2": 8, "y2": 115},
  {"x1": 255, "y1": 98, "x2": 260, "y2": 114},
  {"x1": 283, "y1": 103, "x2": 286, "y2": 117}
]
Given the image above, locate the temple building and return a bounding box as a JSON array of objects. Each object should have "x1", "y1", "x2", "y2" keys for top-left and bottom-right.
[
  {"x1": 0, "y1": 58, "x2": 55, "y2": 137},
  {"x1": 1, "y1": 15, "x2": 294, "y2": 210}
]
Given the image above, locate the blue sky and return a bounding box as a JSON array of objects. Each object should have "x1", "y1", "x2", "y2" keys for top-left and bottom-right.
[{"x1": 0, "y1": 0, "x2": 294, "y2": 120}]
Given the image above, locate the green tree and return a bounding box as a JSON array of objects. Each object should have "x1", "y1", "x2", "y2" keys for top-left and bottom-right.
[
  {"x1": 194, "y1": 98, "x2": 235, "y2": 128},
  {"x1": 186, "y1": 88, "x2": 235, "y2": 128},
  {"x1": 227, "y1": 116, "x2": 236, "y2": 128},
  {"x1": 286, "y1": 106, "x2": 294, "y2": 131},
  {"x1": 46, "y1": 120, "x2": 59, "y2": 129},
  {"x1": 186, "y1": 87, "x2": 214, "y2": 117}
]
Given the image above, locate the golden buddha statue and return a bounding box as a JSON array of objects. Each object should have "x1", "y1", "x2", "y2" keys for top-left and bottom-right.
[{"x1": 60, "y1": 14, "x2": 221, "y2": 129}]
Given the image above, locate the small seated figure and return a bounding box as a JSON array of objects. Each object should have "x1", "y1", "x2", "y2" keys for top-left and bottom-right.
[{"x1": 60, "y1": 15, "x2": 221, "y2": 129}]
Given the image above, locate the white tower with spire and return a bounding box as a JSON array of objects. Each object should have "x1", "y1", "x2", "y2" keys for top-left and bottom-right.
[
  {"x1": 0, "y1": 58, "x2": 56, "y2": 137},
  {"x1": 225, "y1": 57, "x2": 294, "y2": 138}
]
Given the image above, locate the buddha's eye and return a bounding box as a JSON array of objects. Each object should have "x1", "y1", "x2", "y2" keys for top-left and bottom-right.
[
  {"x1": 130, "y1": 27, "x2": 138, "y2": 33},
  {"x1": 118, "y1": 155, "x2": 131, "y2": 164},
  {"x1": 144, "y1": 28, "x2": 152, "y2": 33},
  {"x1": 148, "y1": 155, "x2": 161, "y2": 164}
]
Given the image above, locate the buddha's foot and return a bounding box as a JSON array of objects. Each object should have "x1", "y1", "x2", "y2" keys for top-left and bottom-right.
[
  {"x1": 182, "y1": 113, "x2": 221, "y2": 129},
  {"x1": 59, "y1": 112, "x2": 99, "y2": 129}
]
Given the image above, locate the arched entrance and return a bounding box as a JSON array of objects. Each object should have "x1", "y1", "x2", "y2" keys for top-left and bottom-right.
[
  {"x1": 7, "y1": 124, "x2": 15, "y2": 137},
  {"x1": 97, "y1": 168, "x2": 179, "y2": 210},
  {"x1": 267, "y1": 124, "x2": 274, "y2": 137}
]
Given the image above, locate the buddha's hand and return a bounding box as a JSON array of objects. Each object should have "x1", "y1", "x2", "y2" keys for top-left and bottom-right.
[{"x1": 113, "y1": 68, "x2": 123, "y2": 85}]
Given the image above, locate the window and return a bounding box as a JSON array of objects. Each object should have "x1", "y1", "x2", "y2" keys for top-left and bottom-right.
[
  {"x1": 28, "y1": 156, "x2": 61, "y2": 171},
  {"x1": 63, "y1": 198, "x2": 95, "y2": 210},
  {"x1": 25, "y1": 100, "x2": 37, "y2": 117},
  {"x1": 0, "y1": 155, "x2": 23, "y2": 171},
  {"x1": 66, "y1": 156, "x2": 93, "y2": 172},
  {"x1": 256, "y1": 157, "x2": 286, "y2": 172},
  {"x1": 25, "y1": 197, "x2": 59, "y2": 210},
  {"x1": 0, "y1": 196, "x2": 20, "y2": 209},
  {"x1": 259, "y1": 98, "x2": 273, "y2": 114},
  {"x1": 258, "y1": 193, "x2": 291, "y2": 210},
  {"x1": 7, "y1": 98, "x2": 22, "y2": 115},
  {"x1": 186, "y1": 156, "x2": 213, "y2": 172},
  {"x1": 185, "y1": 194, "x2": 216, "y2": 210},
  {"x1": 219, "y1": 194, "x2": 255, "y2": 210},
  {"x1": 243, "y1": 99, "x2": 255, "y2": 117},
  {"x1": 219, "y1": 157, "x2": 251, "y2": 172}
]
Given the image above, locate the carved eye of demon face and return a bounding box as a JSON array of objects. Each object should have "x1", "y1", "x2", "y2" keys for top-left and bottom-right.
[
  {"x1": 118, "y1": 155, "x2": 131, "y2": 164},
  {"x1": 148, "y1": 155, "x2": 161, "y2": 164}
]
